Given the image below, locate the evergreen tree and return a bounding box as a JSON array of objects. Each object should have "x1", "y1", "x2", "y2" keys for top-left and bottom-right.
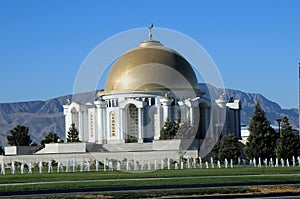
[
  {"x1": 67, "y1": 123, "x2": 80, "y2": 142},
  {"x1": 244, "y1": 102, "x2": 277, "y2": 160},
  {"x1": 218, "y1": 134, "x2": 241, "y2": 163},
  {"x1": 41, "y1": 132, "x2": 62, "y2": 147},
  {"x1": 275, "y1": 116, "x2": 300, "y2": 160},
  {"x1": 7, "y1": 125, "x2": 32, "y2": 146},
  {"x1": 160, "y1": 119, "x2": 178, "y2": 139}
]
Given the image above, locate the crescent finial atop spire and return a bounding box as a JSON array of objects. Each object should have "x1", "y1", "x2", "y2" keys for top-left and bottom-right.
[{"x1": 148, "y1": 23, "x2": 154, "y2": 40}]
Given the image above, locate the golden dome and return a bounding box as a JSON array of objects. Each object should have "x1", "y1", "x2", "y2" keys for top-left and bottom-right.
[{"x1": 105, "y1": 39, "x2": 201, "y2": 94}]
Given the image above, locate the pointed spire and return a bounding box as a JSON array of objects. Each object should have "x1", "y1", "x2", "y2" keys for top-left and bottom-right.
[{"x1": 148, "y1": 23, "x2": 154, "y2": 40}]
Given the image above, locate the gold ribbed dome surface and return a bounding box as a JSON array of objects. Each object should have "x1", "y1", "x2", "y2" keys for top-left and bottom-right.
[{"x1": 105, "y1": 39, "x2": 200, "y2": 93}]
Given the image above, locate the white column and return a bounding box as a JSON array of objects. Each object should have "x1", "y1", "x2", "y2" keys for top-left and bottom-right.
[
  {"x1": 138, "y1": 108, "x2": 143, "y2": 143},
  {"x1": 63, "y1": 105, "x2": 70, "y2": 140},
  {"x1": 119, "y1": 108, "x2": 125, "y2": 142},
  {"x1": 155, "y1": 105, "x2": 162, "y2": 140},
  {"x1": 106, "y1": 108, "x2": 111, "y2": 142},
  {"x1": 218, "y1": 106, "x2": 226, "y2": 136},
  {"x1": 181, "y1": 105, "x2": 186, "y2": 123},
  {"x1": 78, "y1": 111, "x2": 84, "y2": 141},
  {"x1": 95, "y1": 100, "x2": 107, "y2": 144},
  {"x1": 177, "y1": 101, "x2": 186, "y2": 124},
  {"x1": 102, "y1": 106, "x2": 107, "y2": 143},
  {"x1": 163, "y1": 105, "x2": 169, "y2": 121},
  {"x1": 189, "y1": 107, "x2": 194, "y2": 126},
  {"x1": 96, "y1": 107, "x2": 102, "y2": 143},
  {"x1": 82, "y1": 109, "x2": 89, "y2": 142},
  {"x1": 160, "y1": 98, "x2": 174, "y2": 122}
]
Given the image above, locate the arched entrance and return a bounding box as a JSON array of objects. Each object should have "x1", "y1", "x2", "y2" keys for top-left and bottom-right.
[{"x1": 126, "y1": 104, "x2": 139, "y2": 143}]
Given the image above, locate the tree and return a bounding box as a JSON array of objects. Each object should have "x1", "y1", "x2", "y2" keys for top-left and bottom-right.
[
  {"x1": 160, "y1": 119, "x2": 178, "y2": 139},
  {"x1": 41, "y1": 132, "x2": 62, "y2": 147},
  {"x1": 218, "y1": 134, "x2": 241, "y2": 163},
  {"x1": 244, "y1": 102, "x2": 277, "y2": 160},
  {"x1": 67, "y1": 123, "x2": 80, "y2": 142},
  {"x1": 7, "y1": 125, "x2": 32, "y2": 146},
  {"x1": 275, "y1": 116, "x2": 300, "y2": 160}
]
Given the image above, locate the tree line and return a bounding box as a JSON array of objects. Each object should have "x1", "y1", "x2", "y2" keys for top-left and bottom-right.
[
  {"x1": 0, "y1": 122, "x2": 80, "y2": 154},
  {"x1": 244, "y1": 102, "x2": 300, "y2": 161}
]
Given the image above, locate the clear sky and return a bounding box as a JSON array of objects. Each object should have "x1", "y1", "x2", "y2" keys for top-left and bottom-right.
[{"x1": 0, "y1": 0, "x2": 299, "y2": 109}]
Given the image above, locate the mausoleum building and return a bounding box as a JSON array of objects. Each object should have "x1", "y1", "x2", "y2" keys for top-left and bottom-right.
[{"x1": 63, "y1": 34, "x2": 241, "y2": 145}]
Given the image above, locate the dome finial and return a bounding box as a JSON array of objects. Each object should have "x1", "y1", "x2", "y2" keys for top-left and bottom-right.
[{"x1": 148, "y1": 23, "x2": 154, "y2": 40}]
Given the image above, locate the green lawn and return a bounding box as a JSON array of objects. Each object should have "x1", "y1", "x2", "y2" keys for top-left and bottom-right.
[{"x1": 0, "y1": 166, "x2": 300, "y2": 192}]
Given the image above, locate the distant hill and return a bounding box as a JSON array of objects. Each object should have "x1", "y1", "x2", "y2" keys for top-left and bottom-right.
[
  {"x1": 0, "y1": 96, "x2": 67, "y2": 147},
  {"x1": 0, "y1": 86, "x2": 298, "y2": 146}
]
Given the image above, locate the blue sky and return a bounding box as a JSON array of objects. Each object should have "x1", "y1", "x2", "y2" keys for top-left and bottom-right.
[{"x1": 0, "y1": 0, "x2": 299, "y2": 109}]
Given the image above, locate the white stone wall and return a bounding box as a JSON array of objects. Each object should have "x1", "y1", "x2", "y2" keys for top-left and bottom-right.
[
  {"x1": 5, "y1": 146, "x2": 17, "y2": 155},
  {"x1": 0, "y1": 150, "x2": 198, "y2": 164},
  {"x1": 36, "y1": 143, "x2": 86, "y2": 154}
]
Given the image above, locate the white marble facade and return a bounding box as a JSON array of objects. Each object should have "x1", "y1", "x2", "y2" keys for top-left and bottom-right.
[
  {"x1": 63, "y1": 92, "x2": 241, "y2": 144},
  {"x1": 65, "y1": 93, "x2": 194, "y2": 144}
]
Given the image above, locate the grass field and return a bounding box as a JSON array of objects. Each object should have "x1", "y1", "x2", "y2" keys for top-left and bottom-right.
[{"x1": 1, "y1": 166, "x2": 300, "y2": 194}]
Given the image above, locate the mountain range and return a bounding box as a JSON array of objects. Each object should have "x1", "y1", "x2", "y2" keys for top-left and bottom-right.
[{"x1": 0, "y1": 84, "x2": 298, "y2": 146}]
